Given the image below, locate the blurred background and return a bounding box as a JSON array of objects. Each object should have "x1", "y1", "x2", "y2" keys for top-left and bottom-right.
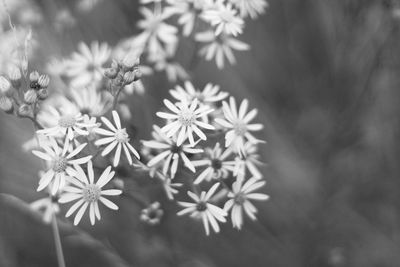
[{"x1": 2, "y1": 0, "x2": 400, "y2": 266}]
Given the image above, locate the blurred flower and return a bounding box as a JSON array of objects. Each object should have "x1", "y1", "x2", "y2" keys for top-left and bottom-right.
[
  {"x1": 142, "y1": 125, "x2": 203, "y2": 178},
  {"x1": 192, "y1": 143, "x2": 235, "y2": 184},
  {"x1": 224, "y1": 177, "x2": 269, "y2": 229},
  {"x1": 160, "y1": 176, "x2": 183, "y2": 200},
  {"x1": 154, "y1": 58, "x2": 189, "y2": 82},
  {"x1": 170, "y1": 81, "x2": 228, "y2": 107},
  {"x1": 233, "y1": 142, "x2": 263, "y2": 181},
  {"x1": 59, "y1": 161, "x2": 122, "y2": 225},
  {"x1": 94, "y1": 110, "x2": 140, "y2": 166},
  {"x1": 216, "y1": 97, "x2": 263, "y2": 155},
  {"x1": 70, "y1": 86, "x2": 112, "y2": 117},
  {"x1": 157, "y1": 98, "x2": 215, "y2": 146},
  {"x1": 178, "y1": 183, "x2": 227, "y2": 235},
  {"x1": 202, "y1": 1, "x2": 244, "y2": 36},
  {"x1": 230, "y1": 0, "x2": 268, "y2": 19},
  {"x1": 30, "y1": 195, "x2": 60, "y2": 224},
  {"x1": 32, "y1": 138, "x2": 92, "y2": 194},
  {"x1": 195, "y1": 31, "x2": 249, "y2": 69},
  {"x1": 140, "y1": 201, "x2": 163, "y2": 225},
  {"x1": 63, "y1": 42, "x2": 111, "y2": 88}
]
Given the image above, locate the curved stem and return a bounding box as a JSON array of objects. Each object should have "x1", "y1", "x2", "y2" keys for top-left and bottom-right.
[{"x1": 51, "y1": 213, "x2": 66, "y2": 267}]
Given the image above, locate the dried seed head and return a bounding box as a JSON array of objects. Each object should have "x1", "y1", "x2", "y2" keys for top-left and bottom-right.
[
  {"x1": 0, "y1": 76, "x2": 11, "y2": 94},
  {"x1": 38, "y1": 75, "x2": 50, "y2": 88},
  {"x1": 24, "y1": 89, "x2": 38, "y2": 104},
  {"x1": 0, "y1": 96, "x2": 13, "y2": 113}
]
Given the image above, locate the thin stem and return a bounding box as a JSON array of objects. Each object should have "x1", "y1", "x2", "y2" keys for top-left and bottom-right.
[
  {"x1": 112, "y1": 85, "x2": 124, "y2": 110},
  {"x1": 19, "y1": 114, "x2": 44, "y2": 129},
  {"x1": 51, "y1": 213, "x2": 66, "y2": 267}
]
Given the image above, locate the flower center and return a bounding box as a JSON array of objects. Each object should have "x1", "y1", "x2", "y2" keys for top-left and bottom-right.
[
  {"x1": 234, "y1": 193, "x2": 246, "y2": 205},
  {"x1": 58, "y1": 115, "x2": 76, "y2": 128},
  {"x1": 170, "y1": 144, "x2": 182, "y2": 154},
  {"x1": 220, "y1": 10, "x2": 234, "y2": 23},
  {"x1": 114, "y1": 129, "x2": 129, "y2": 143},
  {"x1": 211, "y1": 159, "x2": 222, "y2": 170},
  {"x1": 52, "y1": 157, "x2": 68, "y2": 172},
  {"x1": 233, "y1": 122, "x2": 247, "y2": 136},
  {"x1": 196, "y1": 201, "x2": 207, "y2": 212},
  {"x1": 178, "y1": 110, "x2": 195, "y2": 126},
  {"x1": 82, "y1": 184, "x2": 101, "y2": 202}
]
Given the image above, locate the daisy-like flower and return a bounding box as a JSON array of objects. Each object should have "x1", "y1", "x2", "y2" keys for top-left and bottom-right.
[
  {"x1": 59, "y1": 161, "x2": 122, "y2": 225},
  {"x1": 63, "y1": 41, "x2": 111, "y2": 88},
  {"x1": 32, "y1": 138, "x2": 92, "y2": 194},
  {"x1": 169, "y1": 81, "x2": 228, "y2": 106},
  {"x1": 195, "y1": 31, "x2": 250, "y2": 69},
  {"x1": 142, "y1": 125, "x2": 203, "y2": 178},
  {"x1": 230, "y1": 0, "x2": 268, "y2": 19},
  {"x1": 140, "y1": 201, "x2": 164, "y2": 225},
  {"x1": 192, "y1": 143, "x2": 235, "y2": 184},
  {"x1": 157, "y1": 98, "x2": 215, "y2": 146},
  {"x1": 94, "y1": 110, "x2": 140, "y2": 167},
  {"x1": 178, "y1": 183, "x2": 227, "y2": 235},
  {"x1": 135, "y1": 7, "x2": 178, "y2": 57},
  {"x1": 224, "y1": 177, "x2": 269, "y2": 229},
  {"x1": 70, "y1": 86, "x2": 112, "y2": 117},
  {"x1": 215, "y1": 97, "x2": 263, "y2": 155},
  {"x1": 202, "y1": 1, "x2": 244, "y2": 36},
  {"x1": 233, "y1": 142, "x2": 263, "y2": 181},
  {"x1": 37, "y1": 103, "x2": 96, "y2": 143}
]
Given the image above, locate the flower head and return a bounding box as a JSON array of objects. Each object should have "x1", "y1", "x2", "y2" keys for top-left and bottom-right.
[
  {"x1": 70, "y1": 86, "x2": 112, "y2": 117},
  {"x1": 94, "y1": 110, "x2": 140, "y2": 167},
  {"x1": 178, "y1": 183, "x2": 227, "y2": 235},
  {"x1": 202, "y1": 2, "x2": 244, "y2": 36},
  {"x1": 157, "y1": 98, "x2": 215, "y2": 146},
  {"x1": 231, "y1": 0, "x2": 268, "y2": 19},
  {"x1": 215, "y1": 97, "x2": 263, "y2": 155},
  {"x1": 140, "y1": 201, "x2": 164, "y2": 225},
  {"x1": 32, "y1": 138, "x2": 92, "y2": 194},
  {"x1": 224, "y1": 177, "x2": 269, "y2": 229},
  {"x1": 59, "y1": 161, "x2": 122, "y2": 225}
]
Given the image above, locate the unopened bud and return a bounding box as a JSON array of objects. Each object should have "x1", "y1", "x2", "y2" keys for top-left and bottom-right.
[
  {"x1": 104, "y1": 68, "x2": 118, "y2": 79},
  {"x1": 18, "y1": 103, "x2": 31, "y2": 116},
  {"x1": 123, "y1": 71, "x2": 136, "y2": 84},
  {"x1": 122, "y1": 54, "x2": 138, "y2": 70},
  {"x1": 24, "y1": 89, "x2": 38, "y2": 104},
  {"x1": 29, "y1": 71, "x2": 40, "y2": 82},
  {"x1": 8, "y1": 66, "x2": 22, "y2": 89},
  {"x1": 0, "y1": 76, "x2": 11, "y2": 94},
  {"x1": 38, "y1": 75, "x2": 50, "y2": 88},
  {"x1": 111, "y1": 60, "x2": 119, "y2": 70},
  {"x1": 133, "y1": 67, "x2": 142, "y2": 81},
  {"x1": 0, "y1": 96, "x2": 13, "y2": 113},
  {"x1": 37, "y1": 88, "x2": 49, "y2": 100}
]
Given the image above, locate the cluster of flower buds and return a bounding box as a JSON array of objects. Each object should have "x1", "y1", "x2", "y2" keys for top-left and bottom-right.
[{"x1": 104, "y1": 55, "x2": 142, "y2": 94}]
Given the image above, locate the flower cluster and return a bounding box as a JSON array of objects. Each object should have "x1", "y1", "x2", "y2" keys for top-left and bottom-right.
[{"x1": 142, "y1": 80, "x2": 268, "y2": 234}]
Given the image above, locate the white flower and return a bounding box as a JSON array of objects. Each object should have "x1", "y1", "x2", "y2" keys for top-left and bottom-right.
[
  {"x1": 140, "y1": 202, "x2": 164, "y2": 225},
  {"x1": 202, "y1": 2, "x2": 244, "y2": 37},
  {"x1": 63, "y1": 41, "x2": 111, "y2": 88},
  {"x1": 32, "y1": 138, "x2": 92, "y2": 194},
  {"x1": 161, "y1": 176, "x2": 183, "y2": 200},
  {"x1": 37, "y1": 100, "x2": 97, "y2": 143},
  {"x1": 157, "y1": 98, "x2": 215, "y2": 146},
  {"x1": 154, "y1": 59, "x2": 189, "y2": 82},
  {"x1": 94, "y1": 110, "x2": 140, "y2": 167},
  {"x1": 224, "y1": 177, "x2": 269, "y2": 229},
  {"x1": 30, "y1": 195, "x2": 60, "y2": 224},
  {"x1": 70, "y1": 86, "x2": 112, "y2": 117},
  {"x1": 233, "y1": 142, "x2": 263, "y2": 181},
  {"x1": 59, "y1": 161, "x2": 122, "y2": 225},
  {"x1": 143, "y1": 125, "x2": 203, "y2": 178},
  {"x1": 169, "y1": 81, "x2": 228, "y2": 106},
  {"x1": 192, "y1": 143, "x2": 235, "y2": 184},
  {"x1": 135, "y1": 7, "x2": 178, "y2": 57},
  {"x1": 230, "y1": 0, "x2": 268, "y2": 19},
  {"x1": 215, "y1": 97, "x2": 263, "y2": 155},
  {"x1": 195, "y1": 31, "x2": 250, "y2": 69},
  {"x1": 178, "y1": 183, "x2": 227, "y2": 236}
]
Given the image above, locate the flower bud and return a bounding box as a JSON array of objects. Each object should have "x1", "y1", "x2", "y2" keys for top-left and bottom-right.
[
  {"x1": 37, "y1": 88, "x2": 49, "y2": 100},
  {"x1": 111, "y1": 60, "x2": 119, "y2": 70},
  {"x1": 18, "y1": 103, "x2": 31, "y2": 116},
  {"x1": 122, "y1": 53, "x2": 138, "y2": 70},
  {"x1": 24, "y1": 89, "x2": 38, "y2": 104},
  {"x1": 8, "y1": 66, "x2": 22, "y2": 89},
  {"x1": 0, "y1": 96, "x2": 13, "y2": 113},
  {"x1": 0, "y1": 76, "x2": 11, "y2": 94},
  {"x1": 38, "y1": 75, "x2": 50, "y2": 88},
  {"x1": 133, "y1": 67, "x2": 142, "y2": 81},
  {"x1": 123, "y1": 71, "x2": 136, "y2": 84},
  {"x1": 104, "y1": 68, "x2": 118, "y2": 79},
  {"x1": 29, "y1": 71, "x2": 40, "y2": 82}
]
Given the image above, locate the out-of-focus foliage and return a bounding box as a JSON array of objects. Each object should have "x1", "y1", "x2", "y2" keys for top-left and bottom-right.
[{"x1": 2, "y1": 0, "x2": 400, "y2": 266}]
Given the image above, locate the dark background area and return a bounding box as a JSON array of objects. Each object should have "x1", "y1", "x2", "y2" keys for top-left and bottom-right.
[{"x1": 2, "y1": 0, "x2": 400, "y2": 266}]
